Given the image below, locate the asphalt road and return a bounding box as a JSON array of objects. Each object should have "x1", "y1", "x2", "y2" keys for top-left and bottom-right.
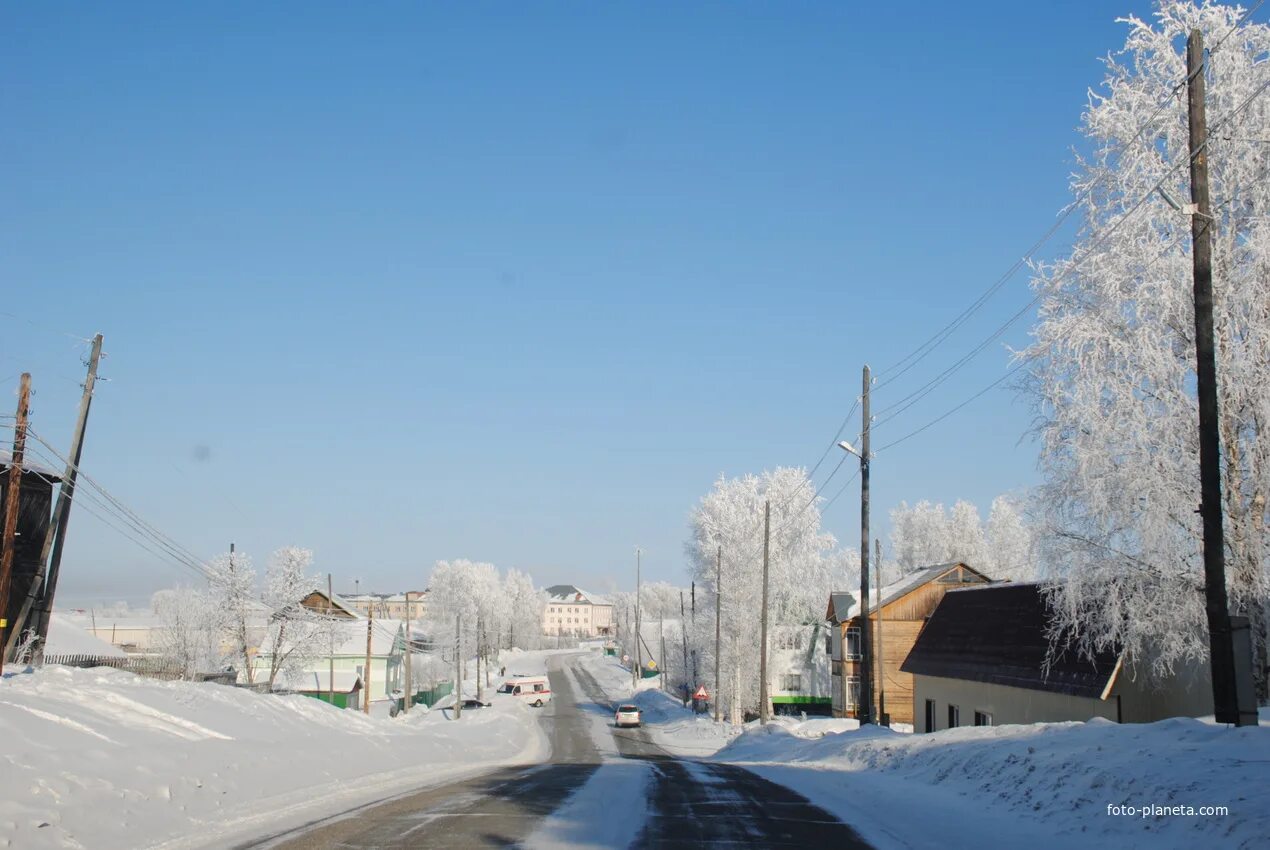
[{"x1": 249, "y1": 654, "x2": 870, "y2": 849}]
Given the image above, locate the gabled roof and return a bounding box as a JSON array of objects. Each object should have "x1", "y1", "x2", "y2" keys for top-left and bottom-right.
[
  {"x1": 286, "y1": 670, "x2": 363, "y2": 694},
  {"x1": 845, "y1": 561, "x2": 990, "y2": 619},
  {"x1": 900, "y1": 582, "x2": 1121, "y2": 699},
  {"x1": 826, "y1": 591, "x2": 856, "y2": 624},
  {"x1": 300, "y1": 589, "x2": 361, "y2": 618},
  {"x1": 0, "y1": 450, "x2": 61, "y2": 480}
]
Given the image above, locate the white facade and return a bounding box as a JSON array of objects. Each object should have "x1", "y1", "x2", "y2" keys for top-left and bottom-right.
[{"x1": 542, "y1": 585, "x2": 613, "y2": 638}]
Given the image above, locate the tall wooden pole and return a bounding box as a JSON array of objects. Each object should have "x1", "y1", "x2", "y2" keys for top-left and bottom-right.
[
  {"x1": 875, "y1": 538, "x2": 887, "y2": 727},
  {"x1": 759, "y1": 499, "x2": 771, "y2": 724},
  {"x1": 633, "y1": 547, "x2": 642, "y2": 687},
  {"x1": 679, "y1": 590, "x2": 689, "y2": 706},
  {"x1": 454, "y1": 613, "x2": 462, "y2": 719},
  {"x1": 8, "y1": 335, "x2": 102, "y2": 664},
  {"x1": 1186, "y1": 29, "x2": 1246, "y2": 726},
  {"x1": 403, "y1": 592, "x2": 413, "y2": 714},
  {"x1": 858, "y1": 365, "x2": 873, "y2": 725},
  {"x1": 327, "y1": 574, "x2": 335, "y2": 707},
  {"x1": 714, "y1": 545, "x2": 722, "y2": 722},
  {"x1": 363, "y1": 605, "x2": 373, "y2": 714},
  {"x1": 0, "y1": 373, "x2": 32, "y2": 674}
]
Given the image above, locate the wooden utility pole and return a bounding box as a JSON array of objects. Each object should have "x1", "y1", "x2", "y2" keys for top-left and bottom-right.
[
  {"x1": 0, "y1": 373, "x2": 32, "y2": 675},
  {"x1": 633, "y1": 547, "x2": 642, "y2": 688},
  {"x1": 1186, "y1": 29, "x2": 1248, "y2": 726},
  {"x1": 454, "y1": 613, "x2": 462, "y2": 719},
  {"x1": 403, "y1": 592, "x2": 413, "y2": 715},
  {"x1": 679, "y1": 590, "x2": 689, "y2": 706},
  {"x1": 7, "y1": 335, "x2": 102, "y2": 664},
  {"x1": 714, "y1": 545, "x2": 722, "y2": 722},
  {"x1": 475, "y1": 615, "x2": 483, "y2": 703},
  {"x1": 858, "y1": 365, "x2": 873, "y2": 725},
  {"x1": 758, "y1": 499, "x2": 771, "y2": 724},
  {"x1": 363, "y1": 606, "x2": 373, "y2": 715},
  {"x1": 875, "y1": 538, "x2": 887, "y2": 727},
  {"x1": 327, "y1": 574, "x2": 335, "y2": 707}
]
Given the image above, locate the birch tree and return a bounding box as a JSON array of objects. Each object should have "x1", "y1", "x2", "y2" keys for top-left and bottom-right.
[
  {"x1": 1023, "y1": 1, "x2": 1270, "y2": 693},
  {"x1": 259, "y1": 546, "x2": 331, "y2": 689},
  {"x1": 684, "y1": 467, "x2": 842, "y2": 717},
  {"x1": 206, "y1": 549, "x2": 257, "y2": 682},
  {"x1": 152, "y1": 587, "x2": 220, "y2": 678}
]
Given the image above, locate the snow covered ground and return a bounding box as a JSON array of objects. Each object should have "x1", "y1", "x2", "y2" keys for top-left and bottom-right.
[
  {"x1": 718, "y1": 710, "x2": 1270, "y2": 850},
  {"x1": 0, "y1": 650, "x2": 561, "y2": 850}
]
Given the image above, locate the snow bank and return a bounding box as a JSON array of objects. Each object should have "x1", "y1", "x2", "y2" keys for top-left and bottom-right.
[
  {"x1": 717, "y1": 712, "x2": 1270, "y2": 850},
  {"x1": 0, "y1": 663, "x2": 549, "y2": 850}
]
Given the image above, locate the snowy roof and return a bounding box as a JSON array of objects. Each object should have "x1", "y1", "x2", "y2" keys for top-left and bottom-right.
[
  {"x1": 285, "y1": 670, "x2": 363, "y2": 693},
  {"x1": 330, "y1": 618, "x2": 404, "y2": 656},
  {"x1": 902, "y1": 582, "x2": 1121, "y2": 699},
  {"x1": 843, "y1": 562, "x2": 989, "y2": 619},
  {"x1": 826, "y1": 592, "x2": 856, "y2": 624},
  {"x1": 45, "y1": 615, "x2": 128, "y2": 658},
  {"x1": 0, "y1": 449, "x2": 61, "y2": 480},
  {"x1": 545, "y1": 585, "x2": 609, "y2": 605}
]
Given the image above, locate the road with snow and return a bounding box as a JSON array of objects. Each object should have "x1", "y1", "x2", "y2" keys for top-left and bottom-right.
[{"x1": 250, "y1": 653, "x2": 871, "y2": 849}]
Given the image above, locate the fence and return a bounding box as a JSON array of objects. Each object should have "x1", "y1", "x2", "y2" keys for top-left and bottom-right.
[{"x1": 44, "y1": 654, "x2": 208, "y2": 682}]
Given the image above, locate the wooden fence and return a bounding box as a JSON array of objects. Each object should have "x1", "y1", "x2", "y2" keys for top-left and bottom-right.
[{"x1": 44, "y1": 654, "x2": 200, "y2": 682}]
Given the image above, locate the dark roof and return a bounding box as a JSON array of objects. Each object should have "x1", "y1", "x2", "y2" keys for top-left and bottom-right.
[{"x1": 900, "y1": 583, "x2": 1121, "y2": 699}]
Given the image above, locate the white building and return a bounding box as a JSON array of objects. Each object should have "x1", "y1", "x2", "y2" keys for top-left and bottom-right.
[
  {"x1": 769, "y1": 623, "x2": 833, "y2": 716},
  {"x1": 543, "y1": 585, "x2": 613, "y2": 638}
]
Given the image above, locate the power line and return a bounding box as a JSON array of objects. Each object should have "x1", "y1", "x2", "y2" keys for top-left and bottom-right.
[{"x1": 870, "y1": 9, "x2": 1265, "y2": 393}]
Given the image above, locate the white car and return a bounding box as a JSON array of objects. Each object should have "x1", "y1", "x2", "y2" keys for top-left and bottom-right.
[{"x1": 614, "y1": 704, "x2": 642, "y2": 728}]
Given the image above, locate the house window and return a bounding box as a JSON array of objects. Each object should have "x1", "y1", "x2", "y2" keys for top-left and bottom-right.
[
  {"x1": 776, "y1": 632, "x2": 801, "y2": 650},
  {"x1": 846, "y1": 676, "x2": 860, "y2": 710},
  {"x1": 780, "y1": 673, "x2": 802, "y2": 692},
  {"x1": 845, "y1": 626, "x2": 861, "y2": 659},
  {"x1": 974, "y1": 711, "x2": 992, "y2": 727},
  {"x1": 925, "y1": 699, "x2": 936, "y2": 733},
  {"x1": 948, "y1": 705, "x2": 960, "y2": 728},
  {"x1": 825, "y1": 633, "x2": 832, "y2": 655}
]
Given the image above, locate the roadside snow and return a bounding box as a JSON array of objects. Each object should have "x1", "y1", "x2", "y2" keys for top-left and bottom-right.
[
  {"x1": 717, "y1": 712, "x2": 1270, "y2": 850},
  {"x1": 0, "y1": 654, "x2": 557, "y2": 850}
]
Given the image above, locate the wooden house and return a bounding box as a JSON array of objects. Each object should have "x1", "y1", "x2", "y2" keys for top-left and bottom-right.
[
  {"x1": 826, "y1": 562, "x2": 990, "y2": 726},
  {"x1": 902, "y1": 583, "x2": 1213, "y2": 730},
  {"x1": 1, "y1": 452, "x2": 58, "y2": 649}
]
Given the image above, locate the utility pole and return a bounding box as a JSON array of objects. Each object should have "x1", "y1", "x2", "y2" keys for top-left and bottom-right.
[
  {"x1": 476, "y1": 615, "x2": 483, "y2": 703},
  {"x1": 0, "y1": 373, "x2": 32, "y2": 675},
  {"x1": 1186, "y1": 29, "x2": 1249, "y2": 726},
  {"x1": 403, "y1": 592, "x2": 413, "y2": 715},
  {"x1": 8, "y1": 335, "x2": 102, "y2": 664},
  {"x1": 659, "y1": 612, "x2": 666, "y2": 692},
  {"x1": 454, "y1": 613, "x2": 462, "y2": 720},
  {"x1": 859, "y1": 365, "x2": 873, "y2": 725},
  {"x1": 633, "y1": 547, "x2": 642, "y2": 688},
  {"x1": 714, "y1": 545, "x2": 722, "y2": 722},
  {"x1": 875, "y1": 538, "x2": 887, "y2": 727},
  {"x1": 363, "y1": 605, "x2": 373, "y2": 715},
  {"x1": 327, "y1": 574, "x2": 335, "y2": 707},
  {"x1": 759, "y1": 499, "x2": 771, "y2": 724},
  {"x1": 680, "y1": 590, "x2": 689, "y2": 706}
]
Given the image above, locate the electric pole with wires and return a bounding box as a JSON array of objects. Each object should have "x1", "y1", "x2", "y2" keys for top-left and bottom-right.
[{"x1": 0, "y1": 373, "x2": 32, "y2": 676}]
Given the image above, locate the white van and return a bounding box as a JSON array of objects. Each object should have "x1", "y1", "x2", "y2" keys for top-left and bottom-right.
[{"x1": 498, "y1": 676, "x2": 552, "y2": 707}]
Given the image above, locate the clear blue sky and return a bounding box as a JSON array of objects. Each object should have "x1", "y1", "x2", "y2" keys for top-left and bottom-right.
[{"x1": 1, "y1": 0, "x2": 1160, "y2": 605}]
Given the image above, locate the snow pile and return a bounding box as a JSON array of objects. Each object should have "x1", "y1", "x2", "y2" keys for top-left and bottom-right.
[
  {"x1": 717, "y1": 712, "x2": 1270, "y2": 850},
  {"x1": 0, "y1": 663, "x2": 549, "y2": 850}
]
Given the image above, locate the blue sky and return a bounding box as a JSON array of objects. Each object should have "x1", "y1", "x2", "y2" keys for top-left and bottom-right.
[{"x1": 1, "y1": 0, "x2": 1162, "y2": 604}]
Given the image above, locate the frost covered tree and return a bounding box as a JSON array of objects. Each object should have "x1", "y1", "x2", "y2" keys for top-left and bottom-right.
[
  {"x1": 503, "y1": 568, "x2": 546, "y2": 650},
  {"x1": 206, "y1": 549, "x2": 258, "y2": 682},
  {"x1": 684, "y1": 467, "x2": 842, "y2": 718},
  {"x1": 259, "y1": 546, "x2": 331, "y2": 689},
  {"x1": 152, "y1": 587, "x2": 220, "y2": 678},
  {"x1": 426, "y1": 559, "x2": 508, "y2": 697},
  {"x1": 984, "y1": 496, "x2": 1038, "y2": 582},
  {"x1": 1023, "y1": 1, "x2": 1270, "y2": 693}
]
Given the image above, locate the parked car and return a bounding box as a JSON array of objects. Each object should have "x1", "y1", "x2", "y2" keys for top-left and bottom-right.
[
  {"x1": 497, "y1": 675, "x2": 552, "y2": 707},
  {"x1": 461, "y1": 698, "x2": 491, "y2": 709},
  {"x1": 614, "y1": 704, "x2": 642, "y2": 728}
]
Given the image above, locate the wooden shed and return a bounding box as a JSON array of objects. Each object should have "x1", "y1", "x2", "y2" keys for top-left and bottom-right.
[
  {"x1": 827, "y1": 561, "x2": 990, "y2": 726},
  {"x1": 1, "y1": 454, "x2": 59, "y2": 645}
]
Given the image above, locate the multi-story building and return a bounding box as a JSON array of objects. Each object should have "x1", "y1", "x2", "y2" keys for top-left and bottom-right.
[
  {"x1": 769, "y1": 623, "x2": 833, "y2": 716},
  {"x1": 543, "y1": 585, "x2": 613, "y2": 637},
  {"x1": 341, "y1": 590, "x2": 428, "y2": 622}
]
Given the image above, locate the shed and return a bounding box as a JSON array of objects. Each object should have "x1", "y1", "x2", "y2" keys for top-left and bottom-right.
[
  {"x1": 289, "y1": 671, "x2": 364, "y2": 710},
  {"x1": 0, "y1": 454, "x2": 59, "y2": 643}
]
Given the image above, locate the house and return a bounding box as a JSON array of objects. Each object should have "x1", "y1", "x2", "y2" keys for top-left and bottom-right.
[
  {"x1": 901, "y1": 582, "x2": 1213, "y2": 731},
  {"x1": 255, "y1": 618, "x2": 406, "y2": 705},
  {"x1": 769, "y1": 623, "x2": 833, "y2": 716},
  {"x1": 1, "y1": 452, "x2": 58, "y2": 651},
  {"x1": 826, "y1": 562, "x2": 991, "y2": 726},
  {"x1": 290, "y1": 671, "x2": 364, "y2": 711},
  {"x1": 340, "y1": 591, "x2": 428, "y2": 622},
  {"x1": 299, "y1": 589, "x2": 360, "y2": 619},
  {"x1": 543, "y1": 585, "x2": 614, "y2": 637}
]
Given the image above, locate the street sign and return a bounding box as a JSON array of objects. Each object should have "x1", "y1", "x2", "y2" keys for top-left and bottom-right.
[{"x1": 693, "y1": 685, "x2": 709, "y2": 700}]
